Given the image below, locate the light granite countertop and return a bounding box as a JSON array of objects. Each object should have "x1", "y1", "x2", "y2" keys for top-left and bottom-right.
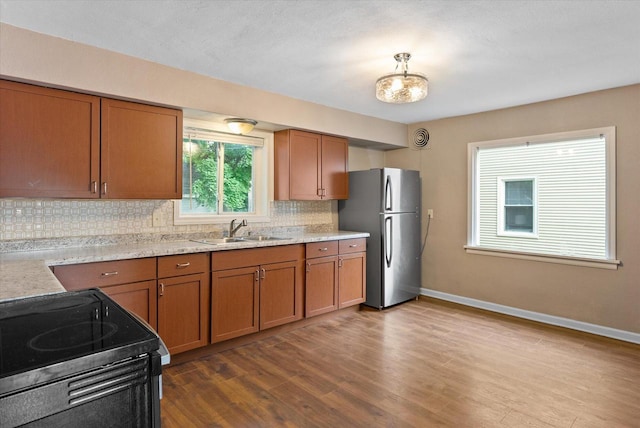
[{"x1": 0, "y1": 231, "x2": 369, "y2": 302}]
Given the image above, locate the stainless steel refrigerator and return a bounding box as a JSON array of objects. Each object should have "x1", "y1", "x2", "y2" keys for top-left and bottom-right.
[{"x1": 338, "y1": 168, "x2": 421, "y2": 309}]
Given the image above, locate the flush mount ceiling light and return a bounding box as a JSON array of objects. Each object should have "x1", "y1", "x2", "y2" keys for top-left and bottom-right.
[
  {"x1": 225, "y1": 118, "x2": 257, "y2": 134},
  {"x1": 375, "y1": 53, "x2": 428, "y2": 104}
]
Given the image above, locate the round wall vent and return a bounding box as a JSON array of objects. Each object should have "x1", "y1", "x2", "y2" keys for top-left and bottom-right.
[{"x1": 413, "y1": 128, "x2": 430, "y2": 148}]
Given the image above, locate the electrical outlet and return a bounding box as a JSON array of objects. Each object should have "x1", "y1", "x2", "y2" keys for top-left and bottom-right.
[
  {"x1": 427, "y1": 209, "x2": 434, "y2": 219},
  {"x1": 152, "y1": 211, "x2": 162, "y2": 227}
]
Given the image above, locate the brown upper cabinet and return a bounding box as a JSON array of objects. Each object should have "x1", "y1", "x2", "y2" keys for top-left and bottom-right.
[
  {"x1": 274, "y1": 129, "x2": 349, "y2": 200},
  {"x1": 0, "y1": 80, "x2": 182, "y2": 199},
  {"x1": 0, "y1": 80, "x2": 101, "y2": 198}
]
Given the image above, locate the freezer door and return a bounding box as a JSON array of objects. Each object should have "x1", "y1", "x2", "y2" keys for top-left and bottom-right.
[
  {"x1": 382, "y1": 168, "x2": 420, "y2": 214},
  {"x1": 382, "y1": 212, "x2": 421, "y2": 307}
]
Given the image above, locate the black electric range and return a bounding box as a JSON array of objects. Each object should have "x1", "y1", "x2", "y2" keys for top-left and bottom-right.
[{"x1": 0, "y1": 289, "x2": 161, "y2": 427}]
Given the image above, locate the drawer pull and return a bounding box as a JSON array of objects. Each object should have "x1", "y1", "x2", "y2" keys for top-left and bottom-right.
[
  {"x1": 318, "y1": 247, "x2": 328, "y2": 252},
  {"x1": 101, "y1": 271, "x2": 119, "y2": 277},
  {"x1": 176, "y1": 262, "x2": 191, "y2": 269},
  {"x1": 349, "y1": 244, "x2": 358, "y2": 248},
  {"x1": 159, "y1": 282, "x2": 165, "y2": 296}
]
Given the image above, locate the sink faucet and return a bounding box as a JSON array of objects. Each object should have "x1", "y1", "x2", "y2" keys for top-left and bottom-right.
[{"x1": 229, "y1": 219, "x2": 248, "y2": 237}]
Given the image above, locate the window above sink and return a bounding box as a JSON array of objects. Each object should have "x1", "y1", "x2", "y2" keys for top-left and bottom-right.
[{"x1": 174, "y1": 119, "x2": 273, "y2": 225}]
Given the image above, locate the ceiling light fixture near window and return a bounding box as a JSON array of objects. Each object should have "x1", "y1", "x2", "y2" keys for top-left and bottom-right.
[
  {"x1": 225, "y1": 118, "x2": 257, "y2": 134},
  {"x1": 376, "y1": 53, "x2": 428, "y2": 103}
]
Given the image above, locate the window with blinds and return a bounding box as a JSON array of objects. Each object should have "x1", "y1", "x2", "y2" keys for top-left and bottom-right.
[{"x1": 467, "y1": 127, "x2": 616, "y2": 263}]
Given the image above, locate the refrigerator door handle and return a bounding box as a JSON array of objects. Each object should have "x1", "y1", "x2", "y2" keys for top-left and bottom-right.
[
  {"x1": 385, "y1": 216, "x2": 393, "y2": 267},
  {"x1": 384, "y1": 175, "x2": 392, "y2": 211}
]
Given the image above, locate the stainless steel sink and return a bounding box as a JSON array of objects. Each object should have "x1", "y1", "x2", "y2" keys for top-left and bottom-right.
[
  {"x1": 190, "y1": 237, "x2": 247, "y2": 245},
  {"x1": 242, "y1": 235, "x2": 291, "y2": 241},
  {"x1": 191, "y1": 235, "x2": 292, "y2": 245}
]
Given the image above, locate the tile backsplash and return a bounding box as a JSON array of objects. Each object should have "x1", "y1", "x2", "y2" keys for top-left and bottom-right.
[{"x1": 0, "y1": 199, "x2": 335, "y2": 247}]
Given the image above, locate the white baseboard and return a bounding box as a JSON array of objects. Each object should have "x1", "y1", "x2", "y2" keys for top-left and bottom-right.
[{"x1": 420, "y1": 288, "x2": 640, "y2": 345}]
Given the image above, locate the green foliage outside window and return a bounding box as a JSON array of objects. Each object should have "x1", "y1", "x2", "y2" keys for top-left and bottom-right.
[{"x1": 184, "y1": 138, "x2": 254, "y2": 213}]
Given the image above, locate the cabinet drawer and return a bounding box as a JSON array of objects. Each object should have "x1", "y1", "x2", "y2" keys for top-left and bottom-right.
[
  {"x1": 158, "y1": 253, "x2": 208, "y2": 278},
  {"x1": 306, "y1": 241, "x2": 339, "y2": 258},
  {"x1": 53, "y1": 258, "x2": 156, "y2": 291},
  {"x1": 339, "y1": 238, "x2": 366, "y2": 254},
  {"x1": 212, "y1": 245, "x2": 304, "y2": 271}
]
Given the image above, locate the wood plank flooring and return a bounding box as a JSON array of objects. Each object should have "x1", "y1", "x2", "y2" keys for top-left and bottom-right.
[{"x1": 160, "y1": 298, "x2": 640, "y2": 427}]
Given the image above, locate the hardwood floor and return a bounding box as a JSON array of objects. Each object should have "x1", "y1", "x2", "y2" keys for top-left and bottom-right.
[{"x1": 161, "y1": 298, "x2": 640, "y2": 427}]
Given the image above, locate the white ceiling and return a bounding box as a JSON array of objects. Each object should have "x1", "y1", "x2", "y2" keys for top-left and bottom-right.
[{"x1": 1, "y1": 0, "x2": 639, "y2": 124}]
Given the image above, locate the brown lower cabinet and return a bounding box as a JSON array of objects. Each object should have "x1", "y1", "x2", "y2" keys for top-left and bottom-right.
[
  {"x1": 51, "y1": 238, "x2": 363, "y2": 353},
  {"x1": 211, "y1": 245, "x2": 305, "y2": 343},
  {"x1": 53, "y1": 253, "x2": 210, "y2": 355},
  {"x1": 52, "y1": 258, "x2": 158, "y2": 330},
  {"x1": 157, "y1": 253, "x2": 209, "y2": 354},
  {"x1": 305, "y1": 238, "x2": 366, "y2": 318}
]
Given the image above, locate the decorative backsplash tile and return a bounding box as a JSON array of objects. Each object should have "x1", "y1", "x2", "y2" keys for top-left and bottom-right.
[{"x1": 0, "y1": 199, "x2": 335, "y2": 250}]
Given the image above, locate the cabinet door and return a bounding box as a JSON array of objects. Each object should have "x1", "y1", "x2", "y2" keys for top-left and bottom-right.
[
  {"x1": 321, "y1": 135, "x2": 349, "y2": 200},
  {"x1": 101, "y1": 98, "x2": 182, "y2": 199},
  {"x1": 101, "y1": 280, "x2": 158, "y2": 330},
  {"x1": 158, "y1": 273, "x2": 209, "y2": 354},
  {"x1": 305, "y1": 256, "x2": 339, "y2": 318},
  {"x1": 211, "y1": 266, "x2": 259, "y2": 343},
  {"x1": 339, "y1": 252, "x2": 366, "y2": 308},
  {"x1": 0, "y1": 80, "x2": 100, "y2": 198},
  {"x1": 260, "y1": 260, "x2": 303, "y2": 330},
  {"x1": 289, "y1": 130, "x2": 322, "y2": 200}
]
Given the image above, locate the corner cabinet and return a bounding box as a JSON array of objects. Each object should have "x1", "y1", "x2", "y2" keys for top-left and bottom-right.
[
  {"x1": 53, "y1": 253, "x2": 211, "y2": 356},
  {"x1": 52, "y1": 258, "x2": 158, "y2": 330},
  {"x1": 0, "y1": 79, "x2": 182, "y2": 199},
  {"x1": 274, "y1": 129, "x2": 349, "y2": 200},
  {"x1": 211, "y1": 245, "x2": 305, "y2": 343}
]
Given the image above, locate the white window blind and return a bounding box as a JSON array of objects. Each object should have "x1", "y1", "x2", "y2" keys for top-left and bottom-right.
[{"x1": 468, "y1": 127, "x2": 616, "y2": 263}]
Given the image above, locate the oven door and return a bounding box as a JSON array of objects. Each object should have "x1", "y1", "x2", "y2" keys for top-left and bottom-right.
[{"x1": 0, "y1": 352, "x2": 160, "y2": 428}]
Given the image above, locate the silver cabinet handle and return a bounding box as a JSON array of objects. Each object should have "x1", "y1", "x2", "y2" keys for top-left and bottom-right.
[
  {"x1": 101, "y1": 271, "x2": 118, "y2": 277},
  {"x1": 102, "y1": 182, "x2": 108, "y2": 195},
  {"x1": 91, "y1": 181, "x2": 98, "y2": 193},
  {"x1": 176, "y1": 262, "x2": 191, "y2": 269},
  {"x1": 159, "y1": 282, "x2": 165, "y2": 296},
  {"x1": 306, "y1": 262, "x2": 311, "y2": 273},
  {"x1": 261, "y1": 268, "x2": 266, "y2": 280},
  {"x1": 255, "y1": 270, "x2": 260, "y2": 282},
  {"x1": 349, "y1": 244, "x2": 358, "y2": 248},
  {"x1": 338, "y1": 258, "x2": 343, "y2": 268},
  {"x1": 318, "y1": 247, "x2": 328, "y2": 252}
]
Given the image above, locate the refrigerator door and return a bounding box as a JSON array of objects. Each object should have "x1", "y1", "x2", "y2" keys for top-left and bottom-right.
[
  {"x1": 381, "y1": 168, "x2": 420, "y2": 214},
  {"x1": 382, "y1": 212, "x2": 421, "y2": 307}
]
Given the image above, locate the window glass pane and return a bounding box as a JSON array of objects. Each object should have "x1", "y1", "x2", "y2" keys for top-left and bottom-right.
[
  {"x1": 222, "y1": 143, "x2": 254, "y2": 213},
  {"x1": 505, "y1": 206, "x2": 533, "y2": 232},
  {"x1": 505, "y1": 180, "x2": 532, "y2": 205},
  {"x1": 181, "y1": 138, "x2": 219, "y2": 214}
]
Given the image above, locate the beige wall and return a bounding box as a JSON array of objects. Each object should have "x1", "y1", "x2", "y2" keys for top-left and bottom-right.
[
  {"x1": 0, "y1": 23, "x2": 406, "y2": 148},
  {"x1": 386, "y1": 84, "x2": 640, "y2": 333},
  {"x1": 348, "y1": 146, "x2": 385, "y2": 171}
]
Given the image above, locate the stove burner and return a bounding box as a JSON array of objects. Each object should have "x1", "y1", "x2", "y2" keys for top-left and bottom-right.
[{"x1": 28, "y1": 321, "x2": 119, "y2": 352}]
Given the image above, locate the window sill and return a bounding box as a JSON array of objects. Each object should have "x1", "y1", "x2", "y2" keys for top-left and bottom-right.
[{"x1": 464, "y1": 246, "x2": 620, "y2": 270}]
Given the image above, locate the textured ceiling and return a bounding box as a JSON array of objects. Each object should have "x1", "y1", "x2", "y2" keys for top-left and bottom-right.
[{"x1": 1, "y1": 0, "x2": 639, "y2": 124}]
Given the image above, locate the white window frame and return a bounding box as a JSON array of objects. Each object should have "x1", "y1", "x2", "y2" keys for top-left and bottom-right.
[
  {"x1": 173, "y1": 119, "x2": 273, "y2": 225},
  {"x1": 497, "y1": 176, "x2": 538, "y2": 238},
  {"x1": 466, "y1": 127, "x2": 619, "y2": 270}
]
